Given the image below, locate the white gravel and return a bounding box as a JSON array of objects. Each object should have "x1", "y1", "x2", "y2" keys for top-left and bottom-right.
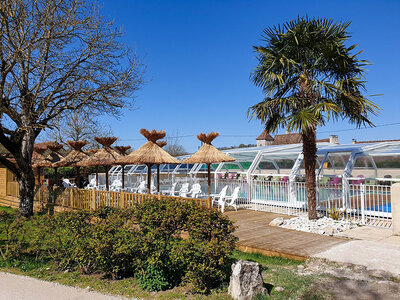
[
  {"x1": 278, "y1": 216, "x2": 358, "y2": 236},
  {"x1": 0, "y1": 271, "x2": 133, "y2": 300}
]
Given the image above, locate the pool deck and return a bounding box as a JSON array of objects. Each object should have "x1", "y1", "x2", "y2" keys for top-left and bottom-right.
[{"x1": 225, "y1": 209, "x2": 349, "y2": 260}]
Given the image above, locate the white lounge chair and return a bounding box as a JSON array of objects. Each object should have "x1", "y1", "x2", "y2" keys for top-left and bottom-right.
[
  {"x1": 85, "y1": 178, "x2": 97, "y2": 190},
  {"x1": 110, "y1": 179, "x2": 122, "y2": 192},
  {"x1": 181, "y1": 183, "x2": 202, "y2": 198},
  {"x1": 176, "y1": 183, "x2": 190, "y2": 197},
  {"x1": 62, "y1": 178, "x2": 76, "y2": 188},
  {"x1": 211, "y1": 185, "x2": 228, "y2": 208},
  {"x1": 161, "y1": 182, "x2": 177, "y2": 196},
  {"x1": 220, "y1": 186, "x2": 240, "y2": 213}
]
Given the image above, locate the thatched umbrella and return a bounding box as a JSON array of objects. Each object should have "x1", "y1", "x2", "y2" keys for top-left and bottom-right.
[
  {"x1": 78, "y1": 137, "x2": 122, "y2": 191},
  {"x1": 53, "y1": 140, "x2": 89, "y2": 187},
  {"x1": 32, "y1": 146, "x2": 48, "y2": 186},
  {"x1": 115, "y1": 129, "x2": 180, "y2": 194},
  {"x1": 114, "y1": 146, "x2": 131, "y2": 189},
  {"x1": 183, "y1": 132, "x2": 235, "y2": 196}
]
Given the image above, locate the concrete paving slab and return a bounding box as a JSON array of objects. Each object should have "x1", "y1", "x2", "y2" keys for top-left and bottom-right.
[
  {"x1": 0, "y1": 272, "x2": 130, "y2": 300},
  {"x1": 313, "y1": 240, "x2": 400, "y2": 276}
]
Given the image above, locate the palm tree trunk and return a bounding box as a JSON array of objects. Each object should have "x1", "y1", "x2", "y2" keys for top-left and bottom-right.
[{"x1": 302, "y1": 129, "x2": 318, "y2": 220}]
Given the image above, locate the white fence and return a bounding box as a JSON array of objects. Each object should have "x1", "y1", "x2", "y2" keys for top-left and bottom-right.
[
  {"x1": 209, "y1": 176, "x2": 393, "y2": 228},
  {"x1": 93, "y1": 171, "x2": 394, "y2": 228}
]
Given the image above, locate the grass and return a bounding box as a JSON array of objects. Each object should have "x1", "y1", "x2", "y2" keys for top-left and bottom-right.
[
  {"x1": 0, "y1": 205, "x2": 14, "y2": 213},
  {"x1": 0, "y1": 250, "x2": 326, "y2": 299}
]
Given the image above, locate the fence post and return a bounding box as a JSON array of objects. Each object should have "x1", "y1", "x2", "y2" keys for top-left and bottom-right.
[
  {"x1": 157, "y1": 193, "x2": 161, "y2": 200},
  {"x1": 392, "y1": 183, "x2": 400, "y2": 235},
  {"x1": 119, "y1": 190, "x2": 125, "y2": 209},
  {"x1": 69, "y1": 188, "x2": 73, "y2": 208},
  {"x1": 92, "y1": 189, "x2": 96, "y2": 210},
  {"x1": 360, "y1": 184, "x2": 365, "y2": 225}
]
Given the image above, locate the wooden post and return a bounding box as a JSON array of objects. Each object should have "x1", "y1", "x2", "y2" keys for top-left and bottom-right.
[
  {"x1": 105, "y1": 165, "x2": 110, "y2": 191},
  {"x1": 95, "y1": 166, "x2": 99, "y2": 186},
  {"x1": 54, "y1": 167, "x2": 59, "y2": 186},
  {"x1": 147, "y1": 163, "x2": 152, "y2": 194},
  {"x1": 120, "y1": 190, "x2": 125, "y2": 209},
  {"x1": 69, "y1": 188, "x2": 73, "y2": 208},
  {"x1": 157, "y1": 164, "x2": 160, "y2": 193},
  {"x1": 92, "y1": 189, "x2": 96, "y2": 210},
  {"x1": 121, "y1": 164, "x2": 125, "y2": 189},
  {"x1": 76, "y1": 166, "x2": 80, "y2": 188},
  {"x1": 207, "y1": 163, "x2": 211, "y2": 196},
  {"x1": 37, "y1": 167, "x2": 41, "y2": 186},
  {"x1": 157, "y1": 193, "x2": 161, "y2": 200}
]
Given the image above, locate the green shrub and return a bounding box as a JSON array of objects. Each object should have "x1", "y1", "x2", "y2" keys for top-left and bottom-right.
[
  {"x1": 137, "y1": 264, "x2": 171, "y2": 291},
  {"x1": 0, "y1": 198, "x2": 237, "y2": 293}
]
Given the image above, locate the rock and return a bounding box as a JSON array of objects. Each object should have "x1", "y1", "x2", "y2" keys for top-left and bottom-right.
[
  {"x1": 322, "y1": 225, "x2": 335, "y2": 236},
  {"x1": 297, "y1": 265, "x2": 305, "y2": 272},
  {"x1": 269, "y1": 217, "x2": 284, "y2": 226},
  {"x1": 228, "y1": 260, "x2": 268, "y2": 300},
  {"x1": 274, "y1": 286, "x2": 285, "y2": 292}
]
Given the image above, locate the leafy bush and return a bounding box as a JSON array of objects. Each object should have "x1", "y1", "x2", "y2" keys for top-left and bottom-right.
[{"x1": 0, "y1": 198, "x2": 237, "y2": 293}]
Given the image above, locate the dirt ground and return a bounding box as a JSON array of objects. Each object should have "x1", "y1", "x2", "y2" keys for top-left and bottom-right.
[{"x1": 302, "y1": 259, "x2": 400, "y2": 300}]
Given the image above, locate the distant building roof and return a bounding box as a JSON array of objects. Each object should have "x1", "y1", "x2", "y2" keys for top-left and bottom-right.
[
  {"x1": 272, "y1": 133, "x2": 302, "y2": 145},
  {"x1": 316, "y1": 138, "x2": 329, "y2": 143},
  {"x1": 256, "y1": 130, "x2": 274, "y2": 141},
  {"x1": 353, "y1": 139, "x2": 400, "y2": 144}
]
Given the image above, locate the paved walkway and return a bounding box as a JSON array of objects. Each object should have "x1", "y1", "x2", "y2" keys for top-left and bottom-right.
[
  {"x1": 0, "y1": 272, "x2": 130, "y2": 300},
  {"x1": 226, "y1": 209, "x2": 400, "y2": 276},
  {"x1": 314, "y1": 226, "x2": 400, "y2": 276},
  {"x1": 225, "y1": 210, "x2": 348, "y2": 260}
]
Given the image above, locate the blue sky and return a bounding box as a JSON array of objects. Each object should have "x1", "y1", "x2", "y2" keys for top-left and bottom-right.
[{"x1": 98, "y1": 0, "x2": 400, "y2": 152}]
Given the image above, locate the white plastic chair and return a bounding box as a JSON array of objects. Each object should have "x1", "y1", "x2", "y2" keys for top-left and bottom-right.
[
  {"x1": 211, "y1": 185, "x2": 228, "y2": 208},
  {"x1": 161, "y1": 182, "x2": 177, "y2": 196},
  {"x1": 176, "y1": 183, "x2": 190, "y2": 197},
  {"x1": 62, "y1": 179, "x2": 76, "y2": 188},
  {"x1": 129, "y1": 181, "x2": 146, "y2": 193},
  {"x1": 220, "y1": 186, "x2": 240, "y2": 213},
  {"x1": 181, "y1": 183, "x2": 202, "y2": 198},
  {"x1": 110, "y1": 179, "x2": 122, "y2": 192},
  {"x1": 85, "y1": 178, "x2": 97, "y2": 190}
]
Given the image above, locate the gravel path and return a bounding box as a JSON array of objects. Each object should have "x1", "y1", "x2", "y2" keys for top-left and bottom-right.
[{"x1": 0, "y1": 272, "x2": 131, "y2": 300}]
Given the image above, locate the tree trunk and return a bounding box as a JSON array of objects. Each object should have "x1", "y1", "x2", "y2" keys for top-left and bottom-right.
[
  {"x1": 18, "y1": 167, "x2": 36, "y2": 217},
  {"x1": 302, "y1": 129, "x2": 318, "y2": 220},
  {"x1": 13, "y1": 129, "x2": 38, "y2": 217}
]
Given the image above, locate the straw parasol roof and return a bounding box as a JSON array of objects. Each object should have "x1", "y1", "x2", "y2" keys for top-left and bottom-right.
[
  {"x1": 32, "y1": 146, "x2": 48, "y2": 168},
  {"x1": 116, "y1": 129, "x2": 180, "y2": 165},
  {"x1": 182, "y1": 132, "x2": 235, "y2": 164},
  {"x1": 53, "y1": 140, "x2": 88, "y2": 167},
  {"x1": 38, "y1": 143, "x2": 64, "y2": 167},
  {"x1": 115, "y1": 129, "x2": 180, "y2": 194},
  {"x1": 114, "y1": 146, "x2": 131, "y2": 156},
  {"x1": 77, "y1": 137, "x2": 122, "y2": 167},
  {"x1": 183, "y1": 132, "x2": 235, "y2": 196}
]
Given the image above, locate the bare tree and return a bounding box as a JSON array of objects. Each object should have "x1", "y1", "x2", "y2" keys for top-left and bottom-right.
[
  {"x1": 42, "y1": 108, "x2": 113, "y2": 149},
  {"x1": 164, "y1": 130, "x2": 187, "y2": 156},
  {"x1": 0, "y1": 0, "x2": 144, "y2": 216}
]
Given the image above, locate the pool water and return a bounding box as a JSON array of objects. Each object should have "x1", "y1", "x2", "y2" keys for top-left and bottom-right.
[{"x1": 371, "y1": 203, "x2": 391, "y2": 213}]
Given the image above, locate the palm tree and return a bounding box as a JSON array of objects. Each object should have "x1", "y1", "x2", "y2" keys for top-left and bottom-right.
[{"x1": 248, "y1": 17, "x2": 379, "y2": 220}]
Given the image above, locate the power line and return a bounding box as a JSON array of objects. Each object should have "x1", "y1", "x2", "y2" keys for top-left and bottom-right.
[{"x1": 118, "y1": 122, "x2": 400, "y2": 142}]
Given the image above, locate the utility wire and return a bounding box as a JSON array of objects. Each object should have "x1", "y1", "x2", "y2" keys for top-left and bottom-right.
[{"x1": 118, "y1": 122, "x2": 400, "y2": 142}]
